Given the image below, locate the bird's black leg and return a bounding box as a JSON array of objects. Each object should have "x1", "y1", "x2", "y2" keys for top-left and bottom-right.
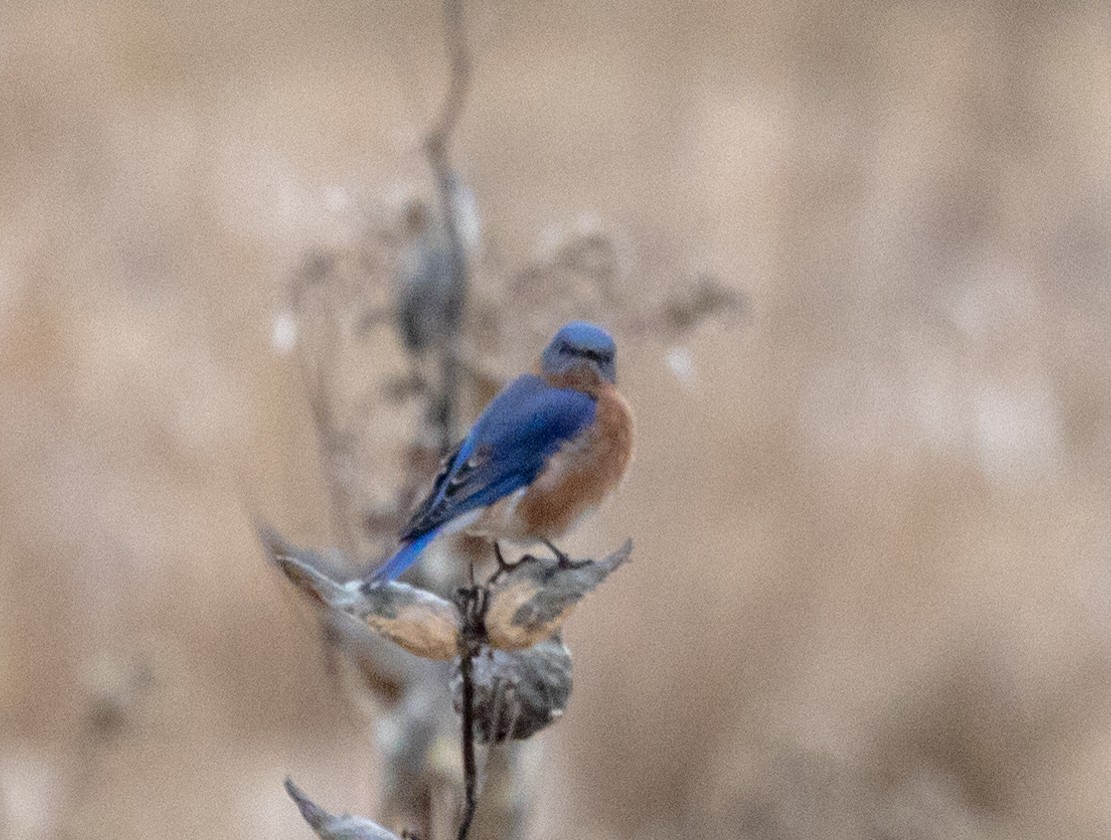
[
  {"x1": 543, "y1": 539, "x2": 587, "y2": 570},
  {"x1": 489, "y1": 540, "x2": 522, "y2": 584}
]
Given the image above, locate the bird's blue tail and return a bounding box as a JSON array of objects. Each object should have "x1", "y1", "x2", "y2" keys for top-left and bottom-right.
[{"x1": 369, "y1": 528, "x2": 439, "y2": 583}]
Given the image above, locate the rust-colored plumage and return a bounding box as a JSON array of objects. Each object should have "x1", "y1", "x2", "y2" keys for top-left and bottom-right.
[{"x1": 469, "y1": 370, "x2": 634, "y2": 544}]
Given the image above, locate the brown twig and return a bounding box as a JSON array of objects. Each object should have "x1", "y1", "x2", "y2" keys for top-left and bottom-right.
[
  {"x1": 424, "y1": 0, "x2": 473, "y2": 448},
  {"x1": 425, "y1": 0, "x2": 472, "y2": 152},
  {"x1": 454, "y1": 584, "x2": 483, "y2": 840}
]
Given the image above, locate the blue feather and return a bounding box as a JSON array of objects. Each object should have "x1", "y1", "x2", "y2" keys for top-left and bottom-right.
[
  {"x1": 370, "y1": 527, "x2": 441, "y2": 583},
  {"x1": 399, "y1": 375, "x2": 596, "y2": 543}
]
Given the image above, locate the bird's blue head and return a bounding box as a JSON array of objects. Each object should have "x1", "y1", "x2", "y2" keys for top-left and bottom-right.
[{"x1": 540, "y1": 321, "x2": 618, "y2": 384}]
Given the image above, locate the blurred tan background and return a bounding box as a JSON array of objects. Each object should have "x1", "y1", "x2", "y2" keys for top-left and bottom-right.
[{"x1": 4, "y1": 0, "x2": 1111, "y2": 837}]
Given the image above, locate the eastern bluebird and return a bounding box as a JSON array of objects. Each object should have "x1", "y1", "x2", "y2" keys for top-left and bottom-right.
[{"x1": 371, "y1": 321, "x2": 634, "y2": 583}]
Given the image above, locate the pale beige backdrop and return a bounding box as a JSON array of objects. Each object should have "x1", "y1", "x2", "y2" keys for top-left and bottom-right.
[{"x1": 3, "y1": 1, "x2": 1111, "y2": 838}]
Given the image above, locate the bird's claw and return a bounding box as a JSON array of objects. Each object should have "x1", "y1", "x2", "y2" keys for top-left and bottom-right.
[
  {"x1": 489, "y1": 541, "x2": 524, "y2": 584},
  {"x1": 544, "y1": 540, "x2": 588, "y2": 570}
]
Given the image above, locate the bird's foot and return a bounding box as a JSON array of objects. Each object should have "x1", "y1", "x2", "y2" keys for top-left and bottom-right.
[
  {"x1": 489, "y1": 541, "x2": 524, "y2": 584},
  {"x1": 544, "y1": 540, "x2": 589, "y2": 571}
]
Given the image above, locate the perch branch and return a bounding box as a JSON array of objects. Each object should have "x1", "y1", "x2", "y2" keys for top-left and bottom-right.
[{"x1": 454, "y1": 585, "x2": 484, "y2": 840}]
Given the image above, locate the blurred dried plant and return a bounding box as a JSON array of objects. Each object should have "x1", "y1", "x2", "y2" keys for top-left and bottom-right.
[
  {"x1": 271, "y1": 189, "x2": 741, "y2": 836},
  {"x1": 260, "y1": 2, "x2": 745, "y2": 839},
  {"x1": 46, "y1": 654, "x2": 153, "y2": 840},
  {"x1": 265, "y1": 525, "x2": 633, "y2": 839}
]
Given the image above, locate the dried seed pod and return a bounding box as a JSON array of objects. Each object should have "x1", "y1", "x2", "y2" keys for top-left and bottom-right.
[
  {"x1": 264, "y1": 526, "x2": 461, "y2": 661},
  {"x1": 451, "y1": 636, "x2": 572, "y2": 742},
  {"x1": 351, "y1": 582, "x2": 461, "y2": 661},
  {"x1": 483, "y1": 541, "x2": 633, "y2": 650},
  {"x1": 285, "y1": 778, "x2": 403, "y2": 840},
  {"x1": 264, "y1": 527, "x2": 633, "y2": 664}
]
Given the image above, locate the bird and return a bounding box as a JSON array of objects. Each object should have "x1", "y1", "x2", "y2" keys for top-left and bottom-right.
[{"x1": 370, "y1": 321, "x2": 634, "y2": 583}]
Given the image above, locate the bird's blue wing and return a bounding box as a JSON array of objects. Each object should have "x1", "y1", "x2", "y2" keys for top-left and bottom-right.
[{"x1": 400, "y1": 374, "x2": 596, "y2": 542}]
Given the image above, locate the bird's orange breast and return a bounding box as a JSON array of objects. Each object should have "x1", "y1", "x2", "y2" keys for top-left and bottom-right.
[{"x1": 514, "y1": 382, "x2": 635, "y2": 539}]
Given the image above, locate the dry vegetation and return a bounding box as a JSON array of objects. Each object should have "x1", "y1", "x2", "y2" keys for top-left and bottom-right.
[{"x1": 3, "y1": 1, "x2": 1111, "y2": 839}]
